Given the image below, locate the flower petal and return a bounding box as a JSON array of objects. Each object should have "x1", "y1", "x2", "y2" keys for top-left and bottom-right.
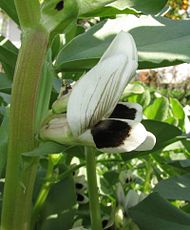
[
  {"x1": 81, "y1": 118, "x2": 147, "y2": 153},
  {"x1": 109, "y1": 102, "x2": 143, "y2": 122},
  {"x1": 125, "y1": 190, "x2": 139, "y2": 210},
  {"x1": 135, "y1": 131, "x2": 156, "y2": 151},
  {"x1": 100, "y1": 31, "x2": 138, "y2": 63},
  {"x1": 67, "y1": 31, "x2": 138, "y2": 137}
]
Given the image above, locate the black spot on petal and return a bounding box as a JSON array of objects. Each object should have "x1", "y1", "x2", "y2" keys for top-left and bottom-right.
[
  {"x1": 91, "y1": 120, "x2": 131, "y2": 149},
  {"x1": 75, "y1": 182, "x2": 84, "y2": 190},
  {"x1": 125, "y1": 177, "x2": 133, "y2": 184},
  {"x1": 102, "y1": 219, "x2": 109, "y2": 228},
  {"x1": 125, "y1": 177, "x2": 129, "y2": 183},
  {"x1": 55, "y1": 0, "x2": 64, "y2": 11},
  {"x1": 109, "y1": 104, "x2": 136, "y2": 120},
  {"x1": 77, "y1": 193, "x2": 84, "y2": 202}
]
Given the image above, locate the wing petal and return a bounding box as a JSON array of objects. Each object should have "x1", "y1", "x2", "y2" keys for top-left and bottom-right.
[
  {"x1": 135, "y1": 131, "x2": 156, "y2": 151},
  {"x1": 79, "y1": 118, "x2": 147, "y2": 153}
]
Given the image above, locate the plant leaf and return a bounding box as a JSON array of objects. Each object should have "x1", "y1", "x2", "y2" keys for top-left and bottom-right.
[
  {"x1": 40, "y1": 173, "x2": 76, "y2": 230},
  {"x1": 0, "y1": 73, "x2": 12, "y2": 91},
  {"x1": 80, "y1": 0, "x2": 167, "y2": 17},
  {"x1": 129, "y1": 193, "x2": 190, "y2": 230},
  {"x1": 55, "y1": 15, "x2": 190, "y2": 73},
  {"x1": 23, "y1": 142, "x2": 67, "y2": 157},
  {"x1": 0, "y1": 0, "x2": 19, "y2": 24},
  {"x1": 154, "y1": 174, "x2": 190, "y2": 201},
  {"x1": 144, "y1": 97, "x2": 169, "y2": 121},
  {"x1": 0, "y1": 108, "x2": 9, "y2": 178},
  {"x1": 0, "y1": 36, "x2": 18, "y2": 78}
]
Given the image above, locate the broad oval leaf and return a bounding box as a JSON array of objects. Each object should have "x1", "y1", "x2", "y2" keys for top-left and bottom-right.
[
  {"x1": 55, "y1": 15, "x2": 190, "y2": 73},
  {"x1": 154, "y1": 174, "x2": 190, "y2": 201},
  {"x1": 78, "y1": 0, "x2": 167, "y2": 17},
  {"x1": 129, "y1": 193, "x2": 190, "y2": 230}
]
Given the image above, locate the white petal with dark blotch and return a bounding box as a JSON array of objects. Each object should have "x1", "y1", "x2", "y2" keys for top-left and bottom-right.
[
  {"x1": 135, "y1": 131, "x2": 156, "y2": 151},
  {"x1": 87, "y1": 118, "x2": 147, "y2": 153},
  {"x1": 67, "y1": 32, "x2": 138, "y2": 137}
]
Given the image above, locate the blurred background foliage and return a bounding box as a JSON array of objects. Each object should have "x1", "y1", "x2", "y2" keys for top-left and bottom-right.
[{"x1": 0, "y1": 0, "x2": 190, "y2": 229}]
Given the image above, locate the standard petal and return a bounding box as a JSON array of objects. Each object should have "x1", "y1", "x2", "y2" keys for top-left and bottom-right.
[
  {"x1": 67, "y1": 32, "x2": 138, "y2": 137},
  {"x1": 135, "y1": 131, "x2": 156, "y2": 151},
  {"x1": 100, "y1": 31, "x2": 138, "y2": 65},
  {"x1": 109, "y1": 102, "x2": 143, "y2": 122},
  {"x1": 89, "y1": 118, "x2": 147, "y2": 153}
]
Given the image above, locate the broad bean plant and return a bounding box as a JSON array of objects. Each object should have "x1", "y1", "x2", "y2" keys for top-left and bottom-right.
[{"x1": 0, "y1": 0, "x2": 190, "y2": 230}]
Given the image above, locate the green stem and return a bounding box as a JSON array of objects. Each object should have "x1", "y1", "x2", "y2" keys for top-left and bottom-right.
[
  {"x1": 1, "y1": 28, "x2": 49, "y2": 230},
  {"x1": 14, "y1": 0, "x2": 40, "y2": 28},
  {"x1": 85, "y1": 147, "x2": 103, "y2": 230}
]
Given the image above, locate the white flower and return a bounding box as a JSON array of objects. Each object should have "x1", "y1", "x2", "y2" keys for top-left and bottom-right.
[
  {"x1": 40, "y1": 31, "x2": 156, "y2": 153},
  {"x1": 116, "y1": 183, "x2": 147, "y2": 212}
]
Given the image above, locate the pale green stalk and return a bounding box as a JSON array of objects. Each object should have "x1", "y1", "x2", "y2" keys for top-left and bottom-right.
[
  {"x1": 1, "y1": 26, "x2": 49, "y2": 230},
  {"x1": 1, "y1": 1, "x2": 50, "y2": 229},
  {"x1": 85, "y1": 147, "x2": 103, "y2": 230}
]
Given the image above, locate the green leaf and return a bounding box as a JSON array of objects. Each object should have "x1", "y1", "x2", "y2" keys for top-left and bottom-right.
[
  {"x1": 129, "y1": 193, "x2": 190, "y2": 230},
  {"x1": 35, "y1": 51, "x2": 54, "y2": 129},
  {"x1": 40, "y1": 0, "x2": 79, "y2": 35},
  {"x1": 77, "y1": 0, "x2": 115, "y2": 16},
  {"x1": 154, "y1": 174, "x2": 190, "y2": 201},
  {"x1": 170, "y1": 98, "x2": 185, "y2": 130},
  {"x1": 0, "y1": 108, "x2": 9, "y2": 178},
  {"x1": 182, "y1": 139, "x2": 190, "y2": 153},
  {"x1": 55, "y1": 15, "x2": 190, "y2": 72},
  {"x1": 0, "y1": 93, "x2": 11, "y2": 104},
  {"x1": 142, "y1": 120, "x2": 182, "y2": 149},
  {"x1": 0, "y1": 36, "x2": 18, "y2": 78},
  {"x1": 126, "y1": 89, "x2": 151, "y2": 108},
  {"x1": 0, "y1": 0, "x2": 19, "y2": 24},
  {"x1": 78, "y1": 0, "x2": 167, "y2": 17},
  {"x1": 80, "y1": 0, "x2": 167, "y2": 17},
  {"x1": 40, "y1": 174, "x2": 76, "y2": 230},
  {"x1": 144, "y1": 97, "x2": 169, "y2": 121},
  {"x1": 168, "y1": 160, "x2": 190, "y2": 172},
  {"x1": 121, "y1": 0, "x2": 167, "y2": 14},
  {"x1": 23, "y1": 142, "x2": 68, "y2": 157},
  {"x1": 0, "y1": 73, "x2": 12, "y2": 91}
]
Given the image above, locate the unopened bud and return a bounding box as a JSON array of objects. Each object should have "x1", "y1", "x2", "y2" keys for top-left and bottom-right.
[
  {"x1": 52, "y1": 85, "x2": 72, "y2": 114},
  {"x1": 40, "y1": 114, "x2": 74, "y2": 145},
  {"x1": 115, "y1": 206, "x2": 125, "y2": 229}
]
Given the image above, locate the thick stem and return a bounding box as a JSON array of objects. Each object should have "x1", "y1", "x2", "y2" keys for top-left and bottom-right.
[
  {"x1": 1, "y1": 28, "x2": 49, "y2": 230},
  {"x1": 85, "y1": 147, "x2": 103, "y2": 230}
]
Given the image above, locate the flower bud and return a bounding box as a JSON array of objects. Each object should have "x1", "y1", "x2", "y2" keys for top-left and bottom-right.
[
  {"x1": 52, "y1": 85, "x2": 72, "y2": 114},
  {"x1": 40, "y1": 114, "x2": 74, "y2": 145}
]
